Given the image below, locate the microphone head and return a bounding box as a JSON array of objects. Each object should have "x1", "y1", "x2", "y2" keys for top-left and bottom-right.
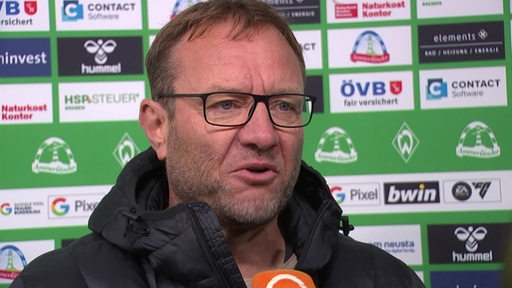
[{"x1": 251, "y1": 269, "x2": 316, "y2": 288}]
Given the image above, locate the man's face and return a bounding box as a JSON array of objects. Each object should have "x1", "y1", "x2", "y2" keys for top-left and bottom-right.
[{"x1": 164, "y1": 22, "x2": 304, "y2": 229}]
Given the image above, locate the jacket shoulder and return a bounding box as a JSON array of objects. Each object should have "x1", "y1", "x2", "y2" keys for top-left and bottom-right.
[
  {"x1": 10, "y1": 233, "x2": 147, "y2": 288},
  {"x1": 320, "y1": 235, "x2": 424, "y2": 288}
]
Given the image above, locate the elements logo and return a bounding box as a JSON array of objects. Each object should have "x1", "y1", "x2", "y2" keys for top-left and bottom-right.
[
  {"x1": 392, "y1": 122, "x2": 419, "y2": 163},
  {"x1": 315, "y1": 127, "x2": 357, "y2": 164},
  {"x1": 384, "y1": 182, "x2": 440, "y2": 204},
  {"x1": 32, "y1": 137, "x2": 77, "y2": 175},
  {"x1": 418, "y1": 21, "x2": 505, "y2": 63},
  {"x1": 426, "y1": 78, "x2": 448, "y2": 100},
  {"x1": 113, "y1": 133, "x2": 140, "y2": 167},
  {"x1": 62, "y1": 0, "x2": 84, "y2": 21},
  {"x1": 456, "y1": 121, "x2": 500, "y2": 158},
  {"x1": 0, "y1": 245, "x2": 27, "y2": 280},
  {"x1": 350, "y1": 31, "x2": 390, "y2": 63},
  {"x1": 51, "y1": 197, "x2": 70, "y2": 216},
  {"x1": 0, "y1": 203, "x2": 12, "y2": 216}
]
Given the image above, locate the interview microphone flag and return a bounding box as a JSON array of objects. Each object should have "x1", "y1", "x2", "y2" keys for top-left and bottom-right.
[{"x1": 251, "y1": 269, "x2": 316, "y2": 288}]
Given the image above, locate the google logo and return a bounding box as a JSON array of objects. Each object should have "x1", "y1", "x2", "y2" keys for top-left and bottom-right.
[
  {"x1": 51, "y1": 197, "x2": 70, "y2": 216},
  {"x1": 0, "y1": 203, "x2": 12, "y2": 215}
]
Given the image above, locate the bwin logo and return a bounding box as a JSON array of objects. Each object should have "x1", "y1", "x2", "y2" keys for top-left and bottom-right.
[
  {"x1": 455, "y1": 226, "x2": 487, "y2": 252},
  {"x1": 384, "y1": 182, "x2": 440, "y2": 204},
  {"x1": 84, "y1": 39, "x2": 117, "y2": 65}
]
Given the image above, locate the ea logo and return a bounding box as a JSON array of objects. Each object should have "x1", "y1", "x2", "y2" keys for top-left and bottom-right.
[{"x1": 266, "y1": 274, "x2": 307, "y2": 288}]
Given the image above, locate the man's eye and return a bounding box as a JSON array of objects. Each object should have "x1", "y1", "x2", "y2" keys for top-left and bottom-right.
[
  {"x1": 277, "y1": 102, "x2": 292, "y2": 111},
  {"x1": 219, "y1": 101, "x2": 234, "y2": 110}
]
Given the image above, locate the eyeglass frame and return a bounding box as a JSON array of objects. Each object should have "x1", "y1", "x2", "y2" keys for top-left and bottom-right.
[{"x1": 156, "y1": 91, "x2": 316, "y2": 128}]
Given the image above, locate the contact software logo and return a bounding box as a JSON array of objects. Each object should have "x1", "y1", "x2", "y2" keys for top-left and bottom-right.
[
  {"x1": 32, "y1": 137, "x2": 77, "y2": 174},
  {"x1": 315, "y1": 127, "x2": 357, "y2": 164},
  {"x1": 426, "y1": 78, "x2": 448, "y2": 100},
  {"x1": 456, "y1": 121, "x2": 500, "y2": 158},
  {"x1": 62, "y1": 0, "x2": 84, "y2": 21},
  {"x1": 51, "y1": 197, "x2": 70, "y2": 216},
  {"x1": 350, "y1": 31, "x2": 390, "y2": 63}
]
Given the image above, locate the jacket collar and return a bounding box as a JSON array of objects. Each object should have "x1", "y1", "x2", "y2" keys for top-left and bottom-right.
[{"x1": 89, "y1": 148, "x2": 342, "y2": 286}]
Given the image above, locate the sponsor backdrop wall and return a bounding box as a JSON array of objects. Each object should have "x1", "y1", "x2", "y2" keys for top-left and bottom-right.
[{"x1": 0, "y1": 0, "x2": 511, "y2": 287}]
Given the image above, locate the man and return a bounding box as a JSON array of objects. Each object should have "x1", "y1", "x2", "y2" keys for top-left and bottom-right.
[{"x1": 11, "y1": 0, "x2": 424, "y2": 287}]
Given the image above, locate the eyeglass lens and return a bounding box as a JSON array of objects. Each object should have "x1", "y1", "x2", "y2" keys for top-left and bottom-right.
[{"x1": 204, "y1": 93, "x2": 313, "y2": 127}]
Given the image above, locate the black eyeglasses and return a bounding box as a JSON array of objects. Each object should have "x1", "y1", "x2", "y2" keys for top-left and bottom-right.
[{"x1": 157, "y1": 92, "x2": 316, "y2": 128}]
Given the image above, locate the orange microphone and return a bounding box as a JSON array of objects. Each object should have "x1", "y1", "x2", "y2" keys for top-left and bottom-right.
[{"x1": 251, "y1": 269, "x2": 316, "y2": 288}]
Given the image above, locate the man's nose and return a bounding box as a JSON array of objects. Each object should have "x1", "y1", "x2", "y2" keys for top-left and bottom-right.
[{"x1": 237, "y1": 102, "x2": 278, "y2": 150}]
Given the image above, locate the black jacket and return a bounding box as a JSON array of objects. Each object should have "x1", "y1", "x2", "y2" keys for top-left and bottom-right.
[{"x1": 11, "y1": 148, "x2": 424, "y2": 288}]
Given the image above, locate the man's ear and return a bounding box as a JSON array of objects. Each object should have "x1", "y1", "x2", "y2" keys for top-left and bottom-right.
[{"x1": 139, "y1": 99, "x2": 168, "y2": 160}]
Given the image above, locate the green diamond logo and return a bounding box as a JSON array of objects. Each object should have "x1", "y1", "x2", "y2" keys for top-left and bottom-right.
[{"x1": 392, "y1": 123, "x2": 419, "y2": 163}]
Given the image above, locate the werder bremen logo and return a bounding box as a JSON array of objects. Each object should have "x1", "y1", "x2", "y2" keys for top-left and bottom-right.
[
  {"x1": 113, "y1": 133, "x2": 140, "y2": 167},
  {"x1": 315, "y1": 127, "x2": 357, "y2": 164},
  {"x1": 456, "y1": 121, "x2": 500, "y2": 158},
  {"x1": 32, "y1": 137, "x2": 77, "y2": 174},
  {"x1": 392, "y1": 122, "x2": 419, "y2": 163}
]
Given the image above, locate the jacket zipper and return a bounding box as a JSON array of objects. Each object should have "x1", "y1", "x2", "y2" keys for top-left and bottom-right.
[
  {"x1": 185, "y1": 204, "x2": 233, "y2": 288},
  {"x1": 295, "y1": 200, "x2": 331, "y2": 270}
]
